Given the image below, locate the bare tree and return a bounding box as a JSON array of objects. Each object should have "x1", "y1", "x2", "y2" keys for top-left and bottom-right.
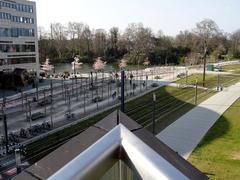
[
  {"x1": 81, "y1": 25, "x2": 93, "y2": 60},
  {"x1": 50, "y1": 23, "x2": 67, "y2": 59},
  {"x1": 175, "y1": 30, "x2": 200, "y2": 51},
  {"x1": 93, "y1": 29, "x2": 107, "y2": 57},
  {"x1": 123, "y1": 23, "x2": 154, "y2": 64},
  {"x1": 194, "y1": 19, "x2": 219, "y2": 86},
  {"x1": 230, "y1": 30, "x2": 240, "y2": 58},
  {"x1": 67, "y1": 22, "x2": 78, "y2": 56},
  {"x1": 75, "y1": 23, "x2": 84, "y2": 55},
  {"x1": 38, "y1": 26, "x2": 51, "y2": 62},
  {"x1": 109, "y1": 27, "x2": 119, "y2": 57}
]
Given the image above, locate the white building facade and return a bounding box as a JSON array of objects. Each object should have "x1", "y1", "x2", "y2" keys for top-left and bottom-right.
[{"x1": 0, "y1": 0, "x2": 39, "y2": 74}]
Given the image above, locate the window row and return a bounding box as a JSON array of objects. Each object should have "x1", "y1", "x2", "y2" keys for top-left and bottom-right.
[
  {"x1": 0, "y1": 12, "x2": 34, "y2": 24},
  {"x1": 0, "y1": 27, "x2": 35, "y2": 37},
  {"x1": 0, "y1": 1, "x2": 33, "y2": 13},
  {"x1": 0, "y1": 44, "x2": 35, "y2": 53},
  {"x1": 0, "y1": 57, "x2": 36, "y2": 65}
]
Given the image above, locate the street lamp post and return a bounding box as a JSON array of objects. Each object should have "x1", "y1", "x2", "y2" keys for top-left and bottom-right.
[
  {"x1": 64, "y1": 84, "x2": 67, "y2": 104},
  {"x1": 195, "y1": 80, "x2": 198, "y2": 105},
  {"x1": 73, "y1": 61, "x2": 78, "y2": 100},
  {"x1": 3, "y1": 114, "x2": 8, "y2": 154},
  {"x1": 140, "y1": 68, "x2": 142, "y2": 92},
  {"x1": 50, "y1": 79, "x2": 53, "y2": 98},
  {"x1": 185, "y1": 67, "x2": 188, "y2": 85},
  {"x1": 50, "y1": 80, "x2": 53, "y2": 128},
  {"x1": 43, "y1": 89, "x2": 46, "y2": 116},
  {"x1": 80, "y1": 74, "x2": 83, "y2": 96},
  {"x1": 110, "y1": 78, "x2": 113, "y2": 103},
  {"x1": 71, "y1": 78, "x2": 74, "y2": 96},
  {"x1": 25, "y1": 95, "x2": 28, "y2": 120},
  {"x1": 101, "y1": 70, "x2": 104, "y2": 99},
  {"x1": 152, "y1": 93, "x2": 156, "y2": 134},
  {"x1": 67, "y1": 90, "x2": 71, "y2": 116},
  {"x1": 121, "y1": 70, "x2": 125, "y2": 112},
  {"x1": 137, "y1": 60, "x2": 140, "y2": 92},
  {"x1": 107, "y1": 82, "x2": 110, "y2": 105},
  {"x1": 73, "y1": 61, "x2": 76, "y2": 88},
  {"x1": 1, "y1": 100, "x2": 9, "y2": 154},
  {"x1": 36, "y1": 78, "x2": 39, "y2": 101},
  {"x1": 146, "y1": 73, "x2": 148, "y2": 90},
  {"x1": 76, "y1": 77, "x2": 79, "y2": 101},
  {"x1": 96, "y1": 85, "x2": 99, "y2": 110},
  {"x1": 61, "y1": 78, "x2": 64, "y2": 96},
  {"x1": 21, "y1": 90, "x2": 24, "y2": 111},
  {"x1": 83, "y1": 87, "x2": 86, "y2": 114},
  {"x1": 90, "y1": 72, "x2": 94, "y2": 100},
  {"x1": 28, "y1": 101, "x2": 32, "y2": 128}
]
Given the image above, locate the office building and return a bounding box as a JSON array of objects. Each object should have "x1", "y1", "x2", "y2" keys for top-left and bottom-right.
[{"x1": 0, "y1": 0, "x2": 39, "y2": 74}]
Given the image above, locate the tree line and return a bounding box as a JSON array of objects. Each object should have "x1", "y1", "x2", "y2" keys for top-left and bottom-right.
[{"x1": 38, "y1": 19, "x2": 240, "y2": 66}]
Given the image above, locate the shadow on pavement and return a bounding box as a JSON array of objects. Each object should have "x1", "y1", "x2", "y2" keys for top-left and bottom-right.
[{"x1": 144, "y1": 86, "x2": 229, "y2": 149}]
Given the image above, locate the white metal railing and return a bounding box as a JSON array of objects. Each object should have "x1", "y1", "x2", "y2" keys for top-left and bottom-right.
[{"x1": 48, "y1": 124, "x2": 188, "y2": 180}]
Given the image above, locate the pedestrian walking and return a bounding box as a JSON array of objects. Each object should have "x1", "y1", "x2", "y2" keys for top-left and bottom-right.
[{"x1": 112, "y1": 91, "x2": 117, "y2": 100}]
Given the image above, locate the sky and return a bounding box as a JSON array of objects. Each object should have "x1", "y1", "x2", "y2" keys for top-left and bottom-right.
[{"x1": 35, "y1": 0, "x2": 240, "y2": 36}]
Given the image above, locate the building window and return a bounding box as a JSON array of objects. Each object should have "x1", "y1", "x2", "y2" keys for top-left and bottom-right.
[
  {"x1": 6, "y1": 57, "x2": 36, "y2": 64},
  {"x1": 0, "y1": 1, "x2": 33, "y2": 13},
  {"x1": 0, "y1": 12, "x2": 35, "y2": 24},
  {"x1": 0, "y1": 27, "x2": 35, "y2": 37},
  {"x1": 29, "y1": 6, "x2": 33, "y2": 13},
  {"x1": 11, "y1": 28, "x2": 18, "y2": 37},
  {"x1": 0, "y1": 44, "x2": 35, "y2": 53}
]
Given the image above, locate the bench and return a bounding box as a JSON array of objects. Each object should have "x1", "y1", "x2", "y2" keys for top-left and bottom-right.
[
  {"x1": 38, "y1": 99, "x2": 51, "y2": 106},
  {"x1": 27, "y1": 112, "x2": 45, "y2": 121}
]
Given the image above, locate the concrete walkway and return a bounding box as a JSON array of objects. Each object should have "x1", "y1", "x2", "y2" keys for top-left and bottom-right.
[{"x1": 156, "y1": 82, "x2": 240, "y2": 159}]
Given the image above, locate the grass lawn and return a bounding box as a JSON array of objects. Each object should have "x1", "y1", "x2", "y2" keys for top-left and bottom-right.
[
  {"x1": 176, "y1": 73, "x2": 240, "y2": 89},
  {"x1": 188, "y1": 98, "x2": 240, "y2": 179},
  {"x1": 125, "y1": 86, "x2": 215, "y2": 133}
]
